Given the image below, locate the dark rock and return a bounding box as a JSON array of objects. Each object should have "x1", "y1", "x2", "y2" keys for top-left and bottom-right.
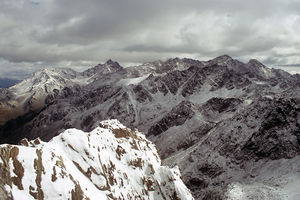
[
  {"x1": 133, "y1": 85, "x2": 152, "y2": 103},
  {"x1": 107, "y1": 92, "x2": 136, "y2": 126},
  {"x1": 202, "y1": 98, "x2": 242, "y2": 113},
  {"x1": 162, "y1": 70, "x2": 193, "y2": 95},
  {"x1": 148, "y1": 101, "x2": 195, "y2": 136},
  {"x1": 198, "y1": 163, "x2": 224, "y2": 178},
  {"x1": 242, "y1": 99, "x2": 300, "y2": 160},
  {"x1": 186, "y1": 178, "x2": 208, "y2": 189}
]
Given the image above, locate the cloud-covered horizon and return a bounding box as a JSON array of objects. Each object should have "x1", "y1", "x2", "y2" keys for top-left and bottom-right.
[{"x1": 1, "y1": 0, "x2": 300, "y2": 79}]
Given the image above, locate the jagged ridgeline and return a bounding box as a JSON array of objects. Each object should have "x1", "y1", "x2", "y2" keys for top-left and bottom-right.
[
  {"x1": 0, "y1": 55, "x2": 300, "y2": 199},
  {"x1": 0, "y1": 120, "x2": 194, "y2": 200}
]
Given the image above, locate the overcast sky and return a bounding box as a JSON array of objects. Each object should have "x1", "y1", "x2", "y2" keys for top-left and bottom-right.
[{"x1": 0, "y1": 0, "x2": 300, "y2": 79}]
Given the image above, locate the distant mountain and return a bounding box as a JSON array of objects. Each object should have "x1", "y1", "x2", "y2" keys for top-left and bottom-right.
[
  {"x1": 0, "y1": 55, "x2": 299, "y2": 199},
  {"x1": 0, "y1": 78, "x2": 19, "y2": 88},
  {"x1": 0, "y1": 119, "x2": 194, "y2": 200},
  {"x1": 0, "y1": 68, "x2": 88, "y2": 126}
]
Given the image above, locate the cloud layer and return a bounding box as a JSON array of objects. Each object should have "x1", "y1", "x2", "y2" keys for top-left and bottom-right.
[{"x1": 0, "y1": 0, "x2": 300, "y2": 78}]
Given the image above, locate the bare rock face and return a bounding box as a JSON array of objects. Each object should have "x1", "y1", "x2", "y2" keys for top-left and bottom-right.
[
  {"x1": 162, "y1": 68, "x2": 197, "y2": 95},
  {"x1": 241, "y1": 99, "x2": 300, "y2": 160},
  {"x1": 107, "y1": 92, "x2": 136, "y2": 125},
  {"x1": 1, "y1": 56, "x2": 300, "y2": 199},
  {"x1": 201, "y1": 97, "x2": 242, "y2": 113},
  {"x1": 148, "y1": 101, "x2": 195, "y2": 136},
  {"x1": 133, "y1": 85, "x2": 153, "y2": 103},
  {"x1": 0, "y1": 120, "x2": 194, "y2": 200}
]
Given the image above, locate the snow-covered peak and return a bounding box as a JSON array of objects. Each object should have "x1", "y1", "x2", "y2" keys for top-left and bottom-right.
[
  {"x1": 0, "y1": 119, "x2": 194, "y2": 200},
  {"x1": 10, "y1": 67, "x2": 84, "y2": 93},
  {"x1": 0, "y1": 67, "x2": 91, "y2": 125}
]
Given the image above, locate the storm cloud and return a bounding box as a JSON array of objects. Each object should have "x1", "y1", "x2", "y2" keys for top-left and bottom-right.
[{"x1": 0, "y1": 0, "x2": 300, "y2": 78}]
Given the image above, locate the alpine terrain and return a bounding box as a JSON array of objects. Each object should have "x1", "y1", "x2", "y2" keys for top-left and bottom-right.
[
  {"x1": 0, "y1": 119, "x2": 193, "y2": 200},
  {"x1": 0, "y1": 55, "x2": 299, "y2": 199}
]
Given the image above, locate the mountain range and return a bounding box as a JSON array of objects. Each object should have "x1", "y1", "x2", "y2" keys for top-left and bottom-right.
[{"x1": 0, "y1": 55, "x2": 299, "y2": 199}]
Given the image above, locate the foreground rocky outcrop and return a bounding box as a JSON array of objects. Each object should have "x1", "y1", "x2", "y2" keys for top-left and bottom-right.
[{"x1": 0, "y1": 120, "x2": 194, "y2": 200}]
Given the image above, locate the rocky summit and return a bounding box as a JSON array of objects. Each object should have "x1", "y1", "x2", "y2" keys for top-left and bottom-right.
[
  {"x1": 0, "y1": 55, "x2": 299, "y2": 199},
  {"x1": 0, "y1": 119, "x2": 194, "y2": 200}
]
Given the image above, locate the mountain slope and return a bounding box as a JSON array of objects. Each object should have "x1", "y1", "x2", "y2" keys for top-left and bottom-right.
[
  {"x1": 0, "y1": 55, "x2": 299, "y2": 199},
  {"x1": 0, "y1": 119, "x2": 194, "y2": 200},
  {"x1": 163, "y1": 97, "x2": 300, "y2": 199},
  {"x1": 0, "y1": 68, "x2": 90, "y2": 126}
]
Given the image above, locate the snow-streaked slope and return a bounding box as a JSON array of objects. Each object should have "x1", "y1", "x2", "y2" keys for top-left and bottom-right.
[
  {"x1": 0, "y1": 59, "x2": 127, "y2": 126},
  {"x1": 0, "y1": 119, "x2": 194, "y2": 200},
  {"x1": 162, "y1": 98, "x2": 300, "y2": 200},
  {"x1": 0, "y1": 68, "x2": 91, "y2": 125}
]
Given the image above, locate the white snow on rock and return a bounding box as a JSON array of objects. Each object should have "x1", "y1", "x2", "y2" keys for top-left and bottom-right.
[
  {"x1": 117, "y1": 74, "x2": 150, "y2": 86},
  {"x1": 0, "y1": 67, "x2": 92, "y2": 126},
  {"x1": 225, "y1": 156, "x2": 300, "y2": 200},
  {"x1": 0, "y1": 119, "x2": 194, "y2": 200}
]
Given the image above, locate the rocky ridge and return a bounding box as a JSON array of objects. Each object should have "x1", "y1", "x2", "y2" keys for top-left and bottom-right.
[{"x1": 0, "y1": 119, "x2": 194, "y2": 200}]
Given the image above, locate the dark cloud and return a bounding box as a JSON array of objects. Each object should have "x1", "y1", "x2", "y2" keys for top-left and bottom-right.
[{"x1": 0, "y1": 0, "x2": 300, "y2": 78}]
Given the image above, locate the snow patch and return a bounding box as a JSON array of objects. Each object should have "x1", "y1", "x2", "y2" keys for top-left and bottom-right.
[{"x1": 118, "y1": 74, "x2": 150, "y2": 86}]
